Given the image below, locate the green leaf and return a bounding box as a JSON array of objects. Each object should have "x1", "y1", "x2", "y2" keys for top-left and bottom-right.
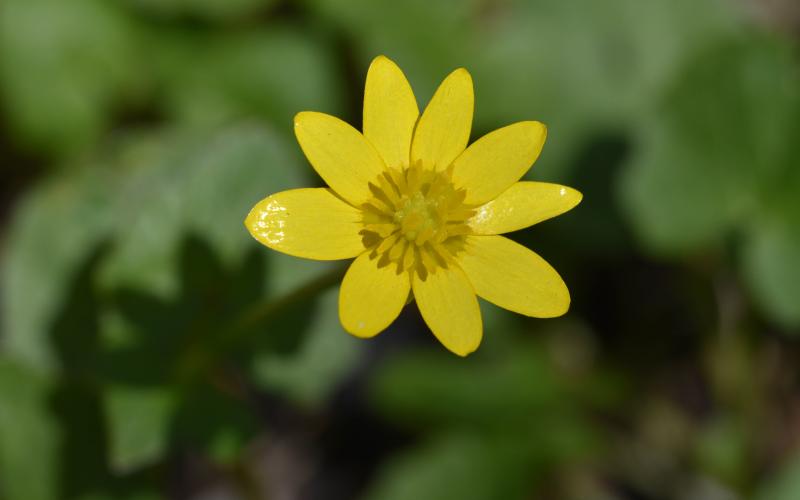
[
  {"x1": 362, "y1": 433, "x2": 525, "y2": 500},
  {"x1": 756, "y1": 452, "x2": 800, "y2": 500},
  {"x1": 253, "y1": 287, "x2": 363, "y2": 408},
  {"x1": 304, "y1": 0, "x2": 738, "y2": 179},
  {"x1": 0, "y1": 0, "x2": 143, "y2": 157},
  {"x1": 693, "y1": 417, "x2": 748, "y2": 488},
  {"x1": 363, "y1": 425, "x2": 595, "y2": 500},
  {"x1": 480, "y1": 0, "x2": 739, "y2": 180},
  {"x1": 1, "y1": 167, "x2": 121, "y2": 370},
  {"x1": 75, "y1": 492, "x2": 163, "y2": 500},
  {"x1": 620, "y1": 35, "x2": 800, "y2": 254},
  {"x1": 370, "y1": 345, "x2": 566, "y2": 427},
  {"x1": 743, "y1": 216, "x2": 800, "y2": 328},
  {"x1": 152, "y1": 27, "x2": 345, "y2": 131},
  {"x1": 169, "y1": 383, "x2": 258, "y2": 465},
  {"x1": 121, "y1": 0, "x2": 277, "y2": 21},
  {"x1": 311, "y1": 0, "x2": 478, "y2": 96},
  {"x1": 741, "y1": 84, "x2": 800, "y2": 328},
  {"x1": 95, "y1": 124, "x2": 321, "y2": 296},
  {"x1": 1, "y1": 124, "x2": 326, "y2": 372},
  {"x1": 0, "y1": 359, "x2": 59, "y2": 500},
  {"x1": 99, "y1": 235, "x2": 276, "y2": 469},
  {"x1": 104, "y1": 385, "x2": 177, "y2": 473}
]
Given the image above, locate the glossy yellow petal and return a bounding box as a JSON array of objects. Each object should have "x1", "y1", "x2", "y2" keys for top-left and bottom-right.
[
  {"x1": 294, "y1": 111, "x2": 386, "y2": 205},
  {"x1": 410, "y1": 68, "x2": 473, "y2": 171},
  {"x1": 245, "y1": 188, "x2": 364, "y2": 260},
  {"x1": 363, "y1": 55, "x2": 419, "y2": 170},
  {"x1": 452, "y1": 121, "x2": 547, "y2": 204},
  {"x1": 412, "y1": 265, "x2": 482, "y2": 356},
  {"x1": 339, "y1": 253, "x2": 410, "y2": 338},
  {"x1": 468, "y1": 182, "x2": 582, "y2": 235},
  {"x1": 458, "y1": 235, "x2": 569, "y2": 317}
]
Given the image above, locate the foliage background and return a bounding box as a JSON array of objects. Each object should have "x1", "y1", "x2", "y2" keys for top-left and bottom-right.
[{"x1": 1, "y1": 0, "x2": 799, "y2": 498}]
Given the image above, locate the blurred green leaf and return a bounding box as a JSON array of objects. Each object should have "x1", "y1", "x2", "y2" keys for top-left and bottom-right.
[
  {"x1": 102, "y1": 235, "x2": 268, "y2": 385},
  {"x1": 152, "y1": 27, "x2": 345, "y2": 131},
  {"x1": 368, "y1": 331, "x2": 610, "y2": 499},
  {"x1": 304, "y1": 0, "x2": 739, "y2": 179},
  {"x1": 2, "y1": 167, "x2": 120, "y2": 370},
  {"x1": 3, "y1": 123, "x2": 349, "y2": 477},
  {"x1": 479, "y1": 0, "x2": 740, "y2": 180},
  {"x1": 693, "y1": 417, "x2": 748, "y2": 488},
  {"x1": 302, "y1": 0, "x2": 476, "y2": 98},
  {"x1": 756, "y1": 452, "x2": 800, "y2": 500},
  {"x1": 169, "y1": 383, "x2": 258, "y2": 465},
  {"x1": 0, "y1": 0, "x2": 143, "y2": 157},
  {"x1": 620, "y1": 34, "x2": 800, "y2": 328},
  {"x1": 2, "y1": 124, "x2": 325, "y2": 372},
  {"x1": 0, "y1": 359, "x2": 59, "y2": 500},
  {"x1": 363, "y1": 425, "x2": 595, "y2": 500},
  {"x1": 743, "y1": 217, "x2": 800, "y2": 328},
  {"x1": 362, "y1": 432, "x2": 529, "y2": 500},
  {"x1": 76, "y1": 492, "x2": 162, "y2": 500},
  {"x1": 371, "y1": 344, "x2": 577, "y2": 428},
  {"x1": 253, "y1": 287, "x2": 363, "y2": 408},
  {"x1": 621, "y1": 35, "x2": 799, "y2": 254},
  {"x1": 98, "y1": 236, "x2": 266, "y2": 468},
  {"x1": 96, "y1": 124, "x2": 320, "y2": 296},
  {"x1": 104, "y1": 385, "x2": 177, "y2": 473},
  {"x1": 742, "y1": 97, "x2": 800, "y2": 327},
  {"x1": 122, "y1": 0, "x2": 277, "y2": 21}
]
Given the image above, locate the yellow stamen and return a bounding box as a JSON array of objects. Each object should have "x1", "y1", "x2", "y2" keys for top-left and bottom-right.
[{"x1": 359, "y1": 161, "x2": 474, "y2": 280}]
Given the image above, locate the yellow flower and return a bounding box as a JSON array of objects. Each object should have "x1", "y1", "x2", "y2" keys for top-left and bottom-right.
[{"x1": 245, "y1": 56, "x2": 582, "y2": 356}]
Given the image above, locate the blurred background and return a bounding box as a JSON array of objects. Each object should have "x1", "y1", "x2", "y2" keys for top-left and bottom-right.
[{"x1": 1, "y1": 0, "x2": 799, "y2": 499}]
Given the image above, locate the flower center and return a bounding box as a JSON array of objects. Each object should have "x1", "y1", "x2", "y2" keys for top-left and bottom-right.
[
  {"x1": 359, "y1": 161, "x2": 474, "y2": 280},
  {"x1": 394, "y1": 191, "x2": 440, "y2": 242}
]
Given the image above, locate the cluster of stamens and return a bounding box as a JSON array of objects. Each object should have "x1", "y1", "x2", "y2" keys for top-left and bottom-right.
[{"x1": 359, "y1": 161, "x2": 474, "y2": 280}]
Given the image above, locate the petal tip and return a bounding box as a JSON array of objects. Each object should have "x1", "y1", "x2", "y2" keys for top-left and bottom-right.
[
  {"x1": 523, "y1": 120, "x2": 547, "y2": 141},
  {"x1": 293, "y1": 111, "x2": 309, "y2": 128},
  {"x1": 560, "y1": 186, "x2": 583, "y2": 211},
  {"x1": 294, "y1": 110, "x2": 324, "y2": 128},
  {"x1": 243, "y1": 200, "x2": 276, "y2": 250},
  {"x1": 450, "y1": 67, "x2": 473, "y2": 84},
  {"x1": 340, "y1": 318, "x2": 381, "y2": 339},
  {"x1": 243, "y1": 202, "x2": 263, "y2": 237},
  {"x1": 547, "y1": 289, "x2": 571, "y2": 318},
  {"x1": 447, "y1": 337, "x2": 481, "y2": 357},
  {"x1": 339, "y1": 298, "x2": 381, "y2": 339},
  {"x1": 538, "y1": 274, "x2": 572, "y2": 318},
  {"x1": 370, "y1": 54, "x2": 395, "y2": 67}
]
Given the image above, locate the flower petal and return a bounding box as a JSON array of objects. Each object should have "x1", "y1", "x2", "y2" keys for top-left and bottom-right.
[
  {"x1": 245, "y1": 188, "x2": 364, "y2": 260},
  {"x1": 294, "y1": 111, "x2": 386, "y2": 205},
  {"x1": 339, "y1": 252, "x2": 410, "y2": 338},
  {"x1": 452, "y1": 121, "x2": 547, "y2": 204},
  {"x1": 468, "y1": 182, "x2": 582, "y2": 235},
  {"x1": 412, "y1": 265, "x2": 482, "y2": 356},
  {"x1": 410, "y1": 68, "x2": 473, "y2": 171},
  {"x1": 458, "y1": 235, "x2": 570, "y2": 317},
  {"x1": 363, "y1": 55, "x2": 419, "y2": 170}
]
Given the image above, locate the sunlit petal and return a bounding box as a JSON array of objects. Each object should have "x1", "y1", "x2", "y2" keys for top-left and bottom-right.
[
  {"x1": 410, "y1": 68, "x2": 473, "y2": 171},
  {"x1": 245, "y1": 188, "x2": 364, "y2": 260},
  {"x1": 412, "y1": 264, "x2": 482, "y2": 356},
  {"x1": 294, "y1": 111, "x2": 386, "y2": 205},
  {"x1": 452, "y1": 121, "x2": 547, "y2": 204},
  {"x1": 339, "y1": 253, "x2": 410, "y2": 338},
  {"x1": 363, "y1": 55, "x2": 419, "y2": 170},
  {"x1": 458, "y1": 235, "x2": 570, "y2": 317},
  {"x1": 468, "y1": 182, "x2": 582, "y2": 235}
]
